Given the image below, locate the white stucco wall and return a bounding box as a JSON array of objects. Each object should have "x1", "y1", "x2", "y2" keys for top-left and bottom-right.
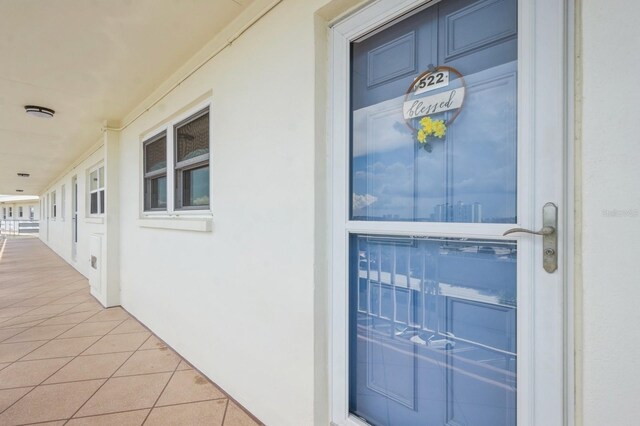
[
  {"x1": 39, "y1": 145, "x2": 106, "y2": 286},
  {"x1": 116, "y1": 1, "x2": 333, "y2": 425},
  {"x1": 580, "y1": 0, "x2": 640, "y2": 424}
]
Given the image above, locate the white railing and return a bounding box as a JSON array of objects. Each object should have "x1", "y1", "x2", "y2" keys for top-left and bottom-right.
[{"x1": 0, "y1": 219, "x2": 39, "y2": 236}]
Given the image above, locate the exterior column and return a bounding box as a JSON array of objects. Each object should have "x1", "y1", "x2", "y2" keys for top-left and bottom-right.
[{"x1": 93, "y1": 126, "x2": 121, "y2": 307}]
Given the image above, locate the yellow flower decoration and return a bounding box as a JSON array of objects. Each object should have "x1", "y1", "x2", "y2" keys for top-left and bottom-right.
[
  {"x1": 416, "y1": 116, "x2": 447, "y2": 150},
  {"x1": 417, "y1": 129, "x2": 427, "y2": 143},
  {"x1": 432, "y1": 120, "x2": 446, "y2": 138},
  {"x1": 419, "y1": 116, "x2": 434, "y2": 133}
]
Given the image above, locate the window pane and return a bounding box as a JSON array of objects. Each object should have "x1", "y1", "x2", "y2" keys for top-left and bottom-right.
[
  {"x1": 145, "y1": 136, "x2": 167, "y2": 173},
  {"x1": 90, "y1": 192, "x2": 98, "y2": 214},
  {"x1": 182, "y1": 166, "x2": 209, "y2": 207},
  {"x1": 148, "y1": 176, "x2": 167, "y2": 209},
  {"x1": 98, "y1": 167, "x2": 104, "y2": 189},
  {"x1": 99, "y1": 190, "x2": 105, "y2": 214},
  {"x1": 90, "y1": 170, "x2": 98, "y2": 191},
  {"x1": 176, "y1": 112, "x2": 209, "y2": 163}
]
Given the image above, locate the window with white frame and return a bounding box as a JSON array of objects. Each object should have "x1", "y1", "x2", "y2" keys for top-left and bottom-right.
[
  {"x1": 89, "y1": 165, "x2": 105, "y2": 215},
  {"x1": 61, "y1": 184, "x2": 66, "y2": 219},
  {"x1": 143, "y1": 132, "x2": 167, "y2": 211},
  {"x1": 29, "y1": 206, "x2": 34, "y2": 220},
  {"x1": 8, "y1": 207, "x2": 12, "y2": 218},
  {"x1": 2, "y1": 207, "x2": 5, "y2": 219},
  {"x1": 174, "y1": 108, "x2": 210, "y2": 210},
  {"x1": 142, "y1": 106, "x2": 210, "y2": 213},
  {"x1": 19, "y1": 206, "x2": 23, "y2": 218},
  {"x1": 51, "y1": 191, "x2": 57, "y2": 218}
]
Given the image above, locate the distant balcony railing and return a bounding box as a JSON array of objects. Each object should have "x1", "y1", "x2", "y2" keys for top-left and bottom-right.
[{"x1": 0, "y1": 219, "x2": 39, "y2": 236}]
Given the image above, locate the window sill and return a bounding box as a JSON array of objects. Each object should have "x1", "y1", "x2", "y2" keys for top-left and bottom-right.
[
  {"x1": 137, "y1": 217, "x2": 212, "y2": 232},
  {"x1": 86, "y1": 217, "x2": 104, "y2": 224}
]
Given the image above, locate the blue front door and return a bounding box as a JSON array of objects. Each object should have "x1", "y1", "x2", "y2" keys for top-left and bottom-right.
[{"x1": 348, "y1": 1, "x2": 519, "y2": 425}]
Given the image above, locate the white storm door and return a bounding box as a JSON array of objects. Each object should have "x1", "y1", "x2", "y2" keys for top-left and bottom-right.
[{"x1": 330, "y1": 0, "x2": 567, "y2": 425}]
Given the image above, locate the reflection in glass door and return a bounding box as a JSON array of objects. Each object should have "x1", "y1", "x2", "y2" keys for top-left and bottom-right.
[{"x1": 348, "y1": 0, "x2": 518, "y2": 424}]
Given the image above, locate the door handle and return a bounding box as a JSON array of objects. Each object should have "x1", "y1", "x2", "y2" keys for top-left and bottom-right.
[{"x1": 503, "y1": 202, "x2": 558, "y2": 273}]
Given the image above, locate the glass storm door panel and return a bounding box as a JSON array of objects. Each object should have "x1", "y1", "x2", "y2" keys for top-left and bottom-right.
[
  {"x1": 348, "y1": 0, "x2": 520, "y2": 425},
  {"x1": 351, "y1": 0, "x2": 517, "y2": 223}
]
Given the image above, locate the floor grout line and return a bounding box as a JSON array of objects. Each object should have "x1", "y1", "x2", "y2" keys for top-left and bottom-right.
[{"x1": 64, "y1": 332, "x2": 158, "y2": 424}]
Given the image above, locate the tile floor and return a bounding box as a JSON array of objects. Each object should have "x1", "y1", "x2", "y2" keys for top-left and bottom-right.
[{"x1": 0, "y1": 237, "x2": 261, "y2": 426}]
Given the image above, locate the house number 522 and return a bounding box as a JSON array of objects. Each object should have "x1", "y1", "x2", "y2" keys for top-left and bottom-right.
[{"x1": 414, "y1": 70, "x2": 449, "y2": 95}]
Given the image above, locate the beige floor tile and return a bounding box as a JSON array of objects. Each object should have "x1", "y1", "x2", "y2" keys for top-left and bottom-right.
[
  {"x1": 0, "y1": 379, "x2": 104, "y2": 425},
  {"x1": 45, "y1": 352, "x2": 132, "y2": 384},
  {"x1": 0, "y1": 306, "x2": 36, "y2": 318},
  {"x1": 83, "y1": 332, "x2": 151, "y2": 355},
  {"x1": 22, "y1": 336, "x2": 101, "y2": 360},
  {"x1": 85, "y1": 308, "x2": 130, "y2": 322},
  {"x1": 109, "y1": 318, "x2": 148, "y2": 334},
  {"x1": 64, "y1": 302, "x2": 104, "y2": 314},
  {"x1": 0, "y1": 314, "x2": 49, "y2": 329},
  {"x1": 6, "y1": 297, "x2": 57, "y2": 308},
  {"x1": 139, "y1": 335, "x2": 168, "y2": 351},
  {"x1": 39, "y1": 310, "x2": 99, "y2": 326},
  {"x1": 0, "y1": 340, "x2": 48, "y2": 363},
  {"x1": 57, "y1": 320, "x2": 122, "y2": 338},
  {"x1": 0, "y1": 327, "x2": 28, "y2": 343},
  {"x1": 114, "y1": 348, "x2": 180, "y2": 376},
  {"x1": 49, "y1": 295, "x2": 93, "y2": 305},
  {"x1": 74, "y1": 372, "x2": 171, "y2": 417},
  {"x1": 176, "y1": 360, "x2": 193, "y2": 371},
  {"x1": 66, "y1": 409, "x2": 150, "y2": 426},
  {"x1": 146, "y1": 400, "x2": 228, "y2": 426},
  {"x1": 157, "y1": 369, "x2": 226, "y2": 406},
  {"x1": 26, "y1": 303, "x2": 78, "y2": 316},
  {"x1": 223, "y1": 401, "x2": 261, "y2": 426},
  {"x1": 0, "y1": 386, "x2": 32, "y2": 412},
  {"x1": 0, "y1": 357, "x2": 72, "y2": 389},
  {"x1": 4, "y1": 324, "x2": 74, "y2": 343}
]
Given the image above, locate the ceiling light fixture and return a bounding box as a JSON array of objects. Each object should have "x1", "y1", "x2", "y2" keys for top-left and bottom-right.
[
  {"x1": 16, "y1": 189, "x2": 24, "y2": 192},
  {"x1": 17, "y1": 173, "x2": 30, "y2": 177},
  {"x1": 24, "y1": 105, "x2": 55, "y2": 118}
]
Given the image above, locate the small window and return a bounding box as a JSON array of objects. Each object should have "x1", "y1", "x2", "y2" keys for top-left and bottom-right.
[
  {"x1": 51, "y1": 191, "x2": 57, "y2": 218},
  {"x1": 61, "y1": 185, "x2": 66, "y2": 219},
  {"x1": 174, "y1": 108, "x2": 210, "y2": 210},
  {"x1": 89, "y1": 165, "x2": 105, "y2": 215},
  {"x1": 19, "y1": 206, "x2": 23, "y2": 218},
  {"x1": 143, "y1": 133, "x2": 167, "y2": 211},
  {"x1": 29, "y1": 206, "x2": 35, "y2": 220},
  {"x1": 9, "y1": 207, "x2": 12, "y2": 218},
  {"x1": 2, "y1": 207, "x2": 5, "y2": 219}
]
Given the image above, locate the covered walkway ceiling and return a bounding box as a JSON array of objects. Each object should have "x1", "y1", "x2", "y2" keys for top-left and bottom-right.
[{"x1": 0, "y1": 0, "x2": 252, "y2": 195}]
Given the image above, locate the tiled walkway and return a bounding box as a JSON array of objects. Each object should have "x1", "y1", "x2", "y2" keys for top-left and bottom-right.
[{"x1": 0, "y1": 237, "x2": 261, "y2": 426}]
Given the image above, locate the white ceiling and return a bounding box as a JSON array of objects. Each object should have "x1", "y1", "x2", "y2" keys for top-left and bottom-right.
[{"x1": 0, "y1": 0, "x2": 252, "y2": 195}]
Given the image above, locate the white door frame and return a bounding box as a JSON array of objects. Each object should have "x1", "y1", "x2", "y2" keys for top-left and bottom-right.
[
  {"x1": 328, "y1": 0, "x2": 571, "y2": 425},
  {"x1": 71, "y1": 175, "x2": 78, "y2": 262}
]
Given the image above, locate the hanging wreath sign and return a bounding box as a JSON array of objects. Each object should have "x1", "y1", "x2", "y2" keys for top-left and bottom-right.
[{"x1": 403, "y1": 65, "x2": 466, "y2": 152}]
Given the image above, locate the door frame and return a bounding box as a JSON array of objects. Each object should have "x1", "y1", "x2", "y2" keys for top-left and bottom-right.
[
  {"x1": 71, "y1": 175, "x2": 78, "y2": 262},
  {"x1": 327, "y1": 0, "x2": 574, "y2": 425}
]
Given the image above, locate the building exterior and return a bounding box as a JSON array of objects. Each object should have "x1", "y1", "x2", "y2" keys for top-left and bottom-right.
[
  {"x1": 1, "y1": 0, "x2": 638, "y2": 425},
  {"x1": 0, "y1": 195, "x2": 40, "y2": 235}
]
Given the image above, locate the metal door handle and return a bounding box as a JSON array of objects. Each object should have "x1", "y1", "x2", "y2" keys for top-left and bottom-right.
[
  {"x1": 502, "y1": 202, "x2": 558, "y2": 273},
  {"x1": 503, "y1": 226, "x2": 555, "y2": 236}
]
